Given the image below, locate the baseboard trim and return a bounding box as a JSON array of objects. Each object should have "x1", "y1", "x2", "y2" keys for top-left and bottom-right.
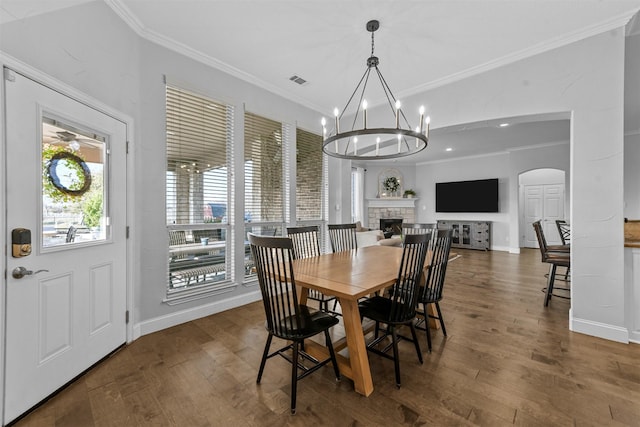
[
  {"x1": 629, "y1": 330, "x2": 640, "y2": 344},
  {"x1": 570, "y1": 312, "x2": 629, "y2": 343},
  {"x1": 133, "y1": 290, "x2": 262, "y2": 339}
]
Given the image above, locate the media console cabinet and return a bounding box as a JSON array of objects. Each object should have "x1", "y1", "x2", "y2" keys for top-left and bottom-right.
[{"x1": 436, "y1": 220, "x2": 491, "y2": 250}]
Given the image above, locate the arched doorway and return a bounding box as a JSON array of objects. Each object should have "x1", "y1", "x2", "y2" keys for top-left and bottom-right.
[{"x1": 519, "y1": 168, "x2": 567, "y2": 248}]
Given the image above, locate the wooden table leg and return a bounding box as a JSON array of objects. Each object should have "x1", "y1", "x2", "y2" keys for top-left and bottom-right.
[
  {"x1": 427, "y1": 303, "x2": 440, "y2": 330},
  {"x1": 339, "y1": 297, "x2": 374, "y2": 396},
  {"x1": 297, "y1": 285, "x2": 308, "y2": 305}
]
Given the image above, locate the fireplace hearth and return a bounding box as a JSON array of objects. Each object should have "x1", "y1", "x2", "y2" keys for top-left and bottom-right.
[{"x1": 380, "y1": 218, "x2": 403, "y2": 237}]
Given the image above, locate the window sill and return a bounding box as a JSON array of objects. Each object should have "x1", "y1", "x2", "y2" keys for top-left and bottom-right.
[{"x1": 163, "y1": 281, "x2": 237, "y2": 306}]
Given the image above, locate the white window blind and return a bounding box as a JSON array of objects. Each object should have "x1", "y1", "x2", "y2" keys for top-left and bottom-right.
[
  {"x1": 351, "y1": 167, "x2": 364, "y2": 223},
  {"x1": 166, "y1": 85, "x2": 233, "y2": 291},
  {"x1": 296, "y1": 128, "x2": 323, "y2": 221},
  {"x1": 244, "y1": 112, "x2": 285, "y2": 224},
  {"x1": 166, "y1": 86, "x2": 231, "y2": 225}
]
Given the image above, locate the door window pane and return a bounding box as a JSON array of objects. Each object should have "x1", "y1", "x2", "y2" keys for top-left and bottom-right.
[{"x1": 42, "y1": 117, "x2": 107, "y2": 248}]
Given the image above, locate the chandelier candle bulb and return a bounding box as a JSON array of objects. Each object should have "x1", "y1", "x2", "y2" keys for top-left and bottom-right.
[
  {"x1": 425, "y1": 116, "x2": 431, "y2": 138},
  {"x1": 334, "y1": 108, "x2": 340, "y2": 133},
  {"x1": 321, "y1": 117, "x2": 326, "y2": 140},
  {"x1": 362, "y1": 100, "x2": 368, "y2": 129},
  {"x1": 419, "y1": 106, "x2": 425, "y2": 133},
  {"x1": 415, "y1": 126, "x2": 420, "y2": 148},
  {"x1": 395, "y1": 100, "x2": 401, "y2": 128}
]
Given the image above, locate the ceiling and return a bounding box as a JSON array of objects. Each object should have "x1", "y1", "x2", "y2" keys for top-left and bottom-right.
[{"x1": 2, "y1": 0, "x2": 639, "y2": 163}]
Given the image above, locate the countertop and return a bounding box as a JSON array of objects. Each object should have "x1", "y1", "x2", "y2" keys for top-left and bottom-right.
[{"x1": 625, "y1": 219, "x2": 640, "y2": 247}]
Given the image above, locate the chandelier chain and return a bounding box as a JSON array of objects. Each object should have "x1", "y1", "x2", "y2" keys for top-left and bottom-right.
[{"x1": 371, "y1": 29, "x2": 375, "y2": 58}]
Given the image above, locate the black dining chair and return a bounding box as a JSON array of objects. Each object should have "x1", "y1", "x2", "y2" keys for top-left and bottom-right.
[
  {"x1": 328, "y1": 223, "x2": 358, "y2": 253},
  {"x1": 287, "y1": 225, "x2": 340, "y2": 315},
  {"x1": 249, "y1": 233, "x2": 340, "y2": 414},
  {"x1": 65, "y1": 225, "x2": 77, "y2": 243},
  {"x1": 532, "y1": 220, "x2": 570, "y2": 306},
  {"x1": 358, "y1": 233, "x2": 430, "y2": 388},
  {"x1": 415, "y1": 229, "x2": 453, "y2": 352}
]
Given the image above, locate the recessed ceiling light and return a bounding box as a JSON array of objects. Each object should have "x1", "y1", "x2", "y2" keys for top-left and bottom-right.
[
  {"x1": 499, "y1": 123, "x2": 509, "y2": 127},
  {"x1": 445, "y1": 147, "x2": 453, "y2": 152}
]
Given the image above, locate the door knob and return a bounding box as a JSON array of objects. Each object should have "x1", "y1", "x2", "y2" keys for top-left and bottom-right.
[{"x1": 12, "y1": 266, "x2": 49, "y2": 279}]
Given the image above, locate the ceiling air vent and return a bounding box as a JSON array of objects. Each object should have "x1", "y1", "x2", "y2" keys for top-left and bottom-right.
[{"x1": 289, "y1": 75, "x2": 308, "y2": 86}]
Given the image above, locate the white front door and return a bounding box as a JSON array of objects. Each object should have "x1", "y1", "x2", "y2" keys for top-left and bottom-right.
[
  {"x1": 3, "y1": 70, "x2": 127, "y2": 424},
  {"x1": 523, "y1": 183, "x2": 565, "y2": 248}
]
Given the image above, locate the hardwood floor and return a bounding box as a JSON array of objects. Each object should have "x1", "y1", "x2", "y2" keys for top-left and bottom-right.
[{"x1": 13, "y1": 249, "x2": 640, "y2": 426}]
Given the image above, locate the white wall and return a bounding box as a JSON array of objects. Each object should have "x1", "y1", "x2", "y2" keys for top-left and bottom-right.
[
  {"x1": 519, "y1": 168, "x2": 565, "y2": 186},
  {"x1": 417, "y1": 153, "x2": 510, "y2": 246},
  {"x1": 361, "y1": 164, "x2": 417, "y2": 199},
  {"x1": 363, "y1": 29, "x2": 627, "y2": 342},
  {"x1": 0, "y1": 2, "x2": 140, "y2": 117}
]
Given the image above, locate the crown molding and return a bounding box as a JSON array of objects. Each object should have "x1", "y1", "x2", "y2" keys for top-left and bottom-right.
[
  {"x1": 396, "y1": 9, "x2": 640, "y2": 101},
  {"x1": 104, "y1": 0, "x2": 325, "y2": 114},
  {"x1": 626, "y1": 10, "x2": 640, "y2": 36},
  {"x1": 105, "y1": 1, "x2": 637, "y2": 115}
]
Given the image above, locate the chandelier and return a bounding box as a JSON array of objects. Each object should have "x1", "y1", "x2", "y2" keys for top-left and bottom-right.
[{"x1": 322, "y1": 20, "x2": 430, "y2": 161}]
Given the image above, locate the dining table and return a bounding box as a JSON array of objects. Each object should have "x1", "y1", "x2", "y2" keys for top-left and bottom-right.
[{"x1": 291, "y1": 244, "x2": 456, "y2": 397}]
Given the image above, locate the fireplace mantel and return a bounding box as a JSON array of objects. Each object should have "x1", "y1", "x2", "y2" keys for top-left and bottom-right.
[{"x1": 367, "y1": 198, "x2": 418, "y2": 208}]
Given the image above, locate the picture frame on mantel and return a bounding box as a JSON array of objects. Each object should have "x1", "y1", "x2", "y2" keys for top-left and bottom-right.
[{"x1": 378, "y1": 168, "x2": 403, "y2": 198}]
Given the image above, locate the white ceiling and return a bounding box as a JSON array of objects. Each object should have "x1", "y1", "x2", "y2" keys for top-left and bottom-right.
[{"x1": 2, "y1": 0, "x2": 639, "y2": 163}]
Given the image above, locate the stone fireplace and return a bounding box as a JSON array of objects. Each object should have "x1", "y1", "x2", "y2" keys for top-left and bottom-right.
[{"x1": 367, "y1": 198, "x2": 417, "y2": 231}]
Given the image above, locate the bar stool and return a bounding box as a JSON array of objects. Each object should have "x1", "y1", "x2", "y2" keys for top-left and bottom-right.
[{"x1": 532, "y1": 220, "x2": 570, "y2": 306}]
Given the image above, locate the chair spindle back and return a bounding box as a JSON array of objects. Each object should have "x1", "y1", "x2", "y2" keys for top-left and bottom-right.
[
  {"x1": 402, "y1": 223, "x2": 437, "y2": 235},
  {"x1": 328, "y1": 223, "x2": 358, "y2": 253},
  {"x1": 420, "y1": 229, "x2": 453, "y2": 304},
  {"x1": 287, "y1": 225, "x2": 321, "y2": 259},
  {"x1": 388, "y1": 233, "x2": 431, "y2": 323},
  {"x1": 556, "y1": 220, "x2": 571, "y2": 245},
  {"x1": 249, "y1": 233, "x2": 301, "y2": 338}
]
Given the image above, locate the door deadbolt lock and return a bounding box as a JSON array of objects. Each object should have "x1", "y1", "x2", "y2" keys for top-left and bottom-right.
[
  {"x1": 11, "y1": 228, "x2": 32, "y2": 257},
  {"x1": 12, "y1": 267, "x2": 48, "y2": 279}
]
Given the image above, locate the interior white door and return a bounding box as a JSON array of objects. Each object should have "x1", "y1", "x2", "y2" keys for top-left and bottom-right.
[
  {"x1": 523, "y1": 183, "x2": 565, "y2": 248},
  {"x1": 524, "y1": 185, "x2": 543, "y2": 247},
  {"x1": 542, "y1": 184, "x2": 564, "y2": 245},
  {"x1": 3, "y1": 70, "x2": 127, "y2": 424}
]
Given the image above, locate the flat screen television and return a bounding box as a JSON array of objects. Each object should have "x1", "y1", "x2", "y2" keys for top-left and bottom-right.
[{"x1": 435, "y1": 178, "x2": 499, "y2": 213}]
